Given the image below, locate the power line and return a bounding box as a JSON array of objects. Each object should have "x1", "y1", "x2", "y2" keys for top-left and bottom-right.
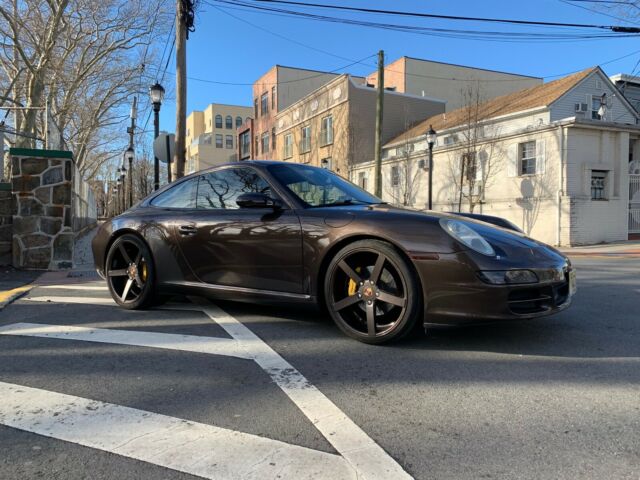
[
  {"x1": 239, "y1": 0, "x2": 640, "y2": 30},
  {"x1": 212, "y1": 4, "x2": 365, "y2": 63},
  {"x1": 560, "y1": 0, "x2": 640, "y2": 25},
  {"x1": 206, "y1": 0, "x2": 640, "y2": 43}
]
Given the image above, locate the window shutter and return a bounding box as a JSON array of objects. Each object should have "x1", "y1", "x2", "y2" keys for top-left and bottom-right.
[
  {"x1": 507, "y1": 143, "x2": 518, "y2": 177},
  {"x1": 536, "y1": 139, "x2": 546, "y2": 175}
]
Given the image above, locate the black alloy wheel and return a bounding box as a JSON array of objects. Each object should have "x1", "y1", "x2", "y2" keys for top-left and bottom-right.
[
  {"x1": 105, "y1": 234, "x2": 155, "y2": 309},
  {"x1": 325, "y1": 240, "x2": 421, "y2": 344}
]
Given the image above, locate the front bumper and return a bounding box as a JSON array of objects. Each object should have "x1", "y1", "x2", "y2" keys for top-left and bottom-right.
[{"x1": 414, "y1": 251, "x2": 574, "y2": 326}]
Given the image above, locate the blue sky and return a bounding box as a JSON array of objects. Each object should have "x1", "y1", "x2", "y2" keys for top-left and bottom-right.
[{"x1": 153, "y1": 0, "x2": 640, "y2": 133}]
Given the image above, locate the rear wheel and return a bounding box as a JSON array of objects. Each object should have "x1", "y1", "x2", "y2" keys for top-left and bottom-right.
[
  {"x1": 324, "y1": 240, "x2": 422, "y2": 344},
  {"x1": 105, "y1": 234, "x2": 155, "y2": 309}
]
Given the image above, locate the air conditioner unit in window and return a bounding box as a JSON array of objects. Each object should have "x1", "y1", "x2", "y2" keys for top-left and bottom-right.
[
  {"x1": 574, "y1": 103, "x2": 588, "y2": 113},
  {"x1": 418, "y1": 159, "x2": 428, "y2": 170}
]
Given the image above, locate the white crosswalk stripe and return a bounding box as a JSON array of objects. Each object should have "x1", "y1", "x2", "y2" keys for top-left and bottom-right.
[
  {"x1": 2, "y1": 289, "x2": 413, "y2": 479},
  {"x1": 0, "y1": 381, "x2": 357, "y2": 480},
  {"x1": 0, "y1": 323, "x2": 250, "y2": 360}
]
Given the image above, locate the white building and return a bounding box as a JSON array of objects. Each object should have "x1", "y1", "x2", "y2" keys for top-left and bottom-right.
[{"x1": 351, "y1": 67, "x2": 640, "y2": 246}]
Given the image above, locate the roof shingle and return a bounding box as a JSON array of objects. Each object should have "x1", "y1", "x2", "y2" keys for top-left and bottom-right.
[{"x1": 386, "y1": 67, "x2": 597, "y2": 146}]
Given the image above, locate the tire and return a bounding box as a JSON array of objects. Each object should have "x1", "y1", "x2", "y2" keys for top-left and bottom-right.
[
  {"x1": 105, "y1": 234, "x2": 156, "y2": 310},
  {"x1": 324, "y1": 239, "x2": 422, "y2": 344}
]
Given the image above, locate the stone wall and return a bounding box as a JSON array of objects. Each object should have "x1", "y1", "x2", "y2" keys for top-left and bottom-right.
[
  {"x1": 0, "y1": 183, "x2": 11, "y2": 265},
  {"x1": 11, "y1": 148, "x2": 74, "y2": 269}
]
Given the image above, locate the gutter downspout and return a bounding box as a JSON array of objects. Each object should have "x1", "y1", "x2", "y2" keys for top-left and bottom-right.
[{"x1": 557, "y1": 125, "x2": 566, "y2": 247}]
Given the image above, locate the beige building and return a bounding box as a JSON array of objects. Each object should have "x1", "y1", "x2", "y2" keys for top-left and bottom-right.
[
  {"x1": 246, "y1": 65, "x2": 366, "y2": 160},
  {"x1": 352, "y1": 67, "x2": 640, "y2": 246},
  {"x1": 274, "y1": 74, "x2": 445, "y2": 177},
  {"x1": 185, "y1": 103, "x2": 253, "y2": 173},
  {"x1": 366, "y1": 56, "x2": 542, "y2": 111}
]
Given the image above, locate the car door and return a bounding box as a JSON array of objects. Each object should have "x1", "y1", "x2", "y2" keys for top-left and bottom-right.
[{"x1": 175, "y1": 166, "x2": 304, "y2": 293}]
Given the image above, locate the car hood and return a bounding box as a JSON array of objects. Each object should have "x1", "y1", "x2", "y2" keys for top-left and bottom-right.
[{"x1": 328, "y1": 204, "x2": 566, "y2": 263}]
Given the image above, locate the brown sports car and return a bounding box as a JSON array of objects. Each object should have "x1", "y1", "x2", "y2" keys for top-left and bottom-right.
[{"x1": 92, "y1": 161, "x2": 576, "y2": 344}]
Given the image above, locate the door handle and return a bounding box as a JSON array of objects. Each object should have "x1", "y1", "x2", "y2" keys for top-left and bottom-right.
[{"x1": 178, "y1": 224, "x2": 197, "y2": 236}]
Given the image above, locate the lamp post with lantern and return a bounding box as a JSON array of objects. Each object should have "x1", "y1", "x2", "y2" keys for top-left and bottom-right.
[
  {"x1": 149, "y1": 83, "x2": 165, "y2": 191},
  {"x1": 426, "y1": 125, "x2": 437, "y2": 210}
]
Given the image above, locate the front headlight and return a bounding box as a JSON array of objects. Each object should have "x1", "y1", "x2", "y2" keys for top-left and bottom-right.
[{"x1": 440, "y1": 219, "x2": 495, "y2": 256}]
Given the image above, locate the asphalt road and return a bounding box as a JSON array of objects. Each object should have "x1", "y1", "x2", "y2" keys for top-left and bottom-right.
[{"x1": 0, "y1": 256, "x2": 638, "y2": 480}]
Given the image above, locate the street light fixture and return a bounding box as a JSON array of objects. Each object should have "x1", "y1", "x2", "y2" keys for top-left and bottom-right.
[
  {"x1": 149, "y1": 83, "x2": 165, "y2": 191},
  {"x1": 124, "y1": 147, "x2": 135, "y2": 208},
  {"x1": 426, "y1": 125, "x2": 437, "y2": 210}
]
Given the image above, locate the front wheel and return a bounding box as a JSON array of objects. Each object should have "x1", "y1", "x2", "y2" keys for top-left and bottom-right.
[
  {"x1": 324, "y1": 240, "x2": 422, "y2": 344},
  {"x1": 105, "y1": 234, "x2": 156, "y2": 309}
]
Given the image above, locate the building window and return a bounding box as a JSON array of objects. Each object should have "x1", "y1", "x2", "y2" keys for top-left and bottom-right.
[
  {"x1": 261, "y1": 132, "x2": 269, "y2": 154},
  {"x1": 226, "y1": 135, "x2": 233, "y2": 149},
  {"x1": 591, "y1": 170, "x2": 608, "y2": 200},
  {"x1": 254, "y1": 98, "x2": 258, "y2": 118},
  {"x1": 391, "y1": 165, "x2": 400, "y2": 187},
  {"x1": 240, "y1": 131, "x2": 251, "y2": 158},
  {"x1": 519, "y1": 141, "x2": 536, "y2": 175},
  {"x1": 592, "y1": 96, "x2": 603, "y2": 120},
  {"x1": 215, "y1": 115, "x2": 222, "y2": 129},
  {"x1": 300, "y1": 125, "x2": 311, "y2": 153},
  {"x1": 320, "y1": 115, "x2": 333, "y2": 146},
  {"x1": 271, "y1": 86, "x2": 276, "y2": 110},
  {"x1": 255, "y1": 136, "x2": 259, "y2": 157},
  {"x1": 215, "y1": 134, "x2": 223, "y2": 148},
  {"x1": 246, "y1": 116, "x2": 251, "y2": 124},
  {"x1": 225, "y1": 115, "x2": 233, "y2": 129},
  {"x1": 271, "y1": 127, "x2": 276, "y2": 151},
  {"x1": 283, "y1": 133, "x2": 293, "y2": 159},
  {"x1": 261, "y1": 93, "x2": 269, "y2": 116},
  {"x1": 236, "y1": 116, "x2": 243, "y2": 128},
  {"x1": 358, "y1": 172, "x2": 368, "y2": 191},
  {"x1": 321, "y1": 157, "x2": 332, "y2": 170}
]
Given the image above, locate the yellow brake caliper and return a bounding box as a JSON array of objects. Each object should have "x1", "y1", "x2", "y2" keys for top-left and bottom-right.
[
  {"x1": 348, "y1": 267, "x2": 361, "y2": 296},
  {"x1": 140, "y1": 259, "x2": 148, "y2": 282}
]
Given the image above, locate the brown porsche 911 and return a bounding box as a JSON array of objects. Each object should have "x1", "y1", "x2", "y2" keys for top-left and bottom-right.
[{"x1": 92, "y1": 161, "x2": 576, "y2": 344}]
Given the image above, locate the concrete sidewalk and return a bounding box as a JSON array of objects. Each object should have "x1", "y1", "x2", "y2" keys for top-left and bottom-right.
[{"x1": 560, "y1": 240, "x2": 640, "y2": 257}]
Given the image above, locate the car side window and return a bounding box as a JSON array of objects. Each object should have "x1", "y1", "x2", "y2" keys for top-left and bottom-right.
[
  {"x1": 197, "y1": 168, "x2": 273, "y2": 210},
  {"x1": 150, "y1": 178, "x2": 198, "y2": 208}
]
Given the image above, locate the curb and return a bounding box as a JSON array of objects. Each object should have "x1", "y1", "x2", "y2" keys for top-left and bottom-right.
[{"x1": 0, "y1": 285, "x2": 33, "y2": 310}]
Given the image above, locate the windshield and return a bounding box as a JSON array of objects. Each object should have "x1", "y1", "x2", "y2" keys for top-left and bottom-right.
[{"x1": 267, "y1": 164, "x2": 381, "y2": 208}]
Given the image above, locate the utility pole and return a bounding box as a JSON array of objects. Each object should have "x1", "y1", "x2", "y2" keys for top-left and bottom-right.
[
  {"x1": 374, "y1": 49, "x2": 384, "y2": 198},
  {"x1": 127, "y1": 97, "x2": 137, "y2": 208},
  {"x1": 174, "y1": 0, "x2": 192, "y2": 180}
]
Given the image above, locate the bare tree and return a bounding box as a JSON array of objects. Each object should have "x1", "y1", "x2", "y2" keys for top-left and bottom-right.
[
  {"x1": 0, "y1": 0, "x2": 171, "y2": 176},
  {"x1": 447, "y1": 81, "x2": 503, "y2": 213}
]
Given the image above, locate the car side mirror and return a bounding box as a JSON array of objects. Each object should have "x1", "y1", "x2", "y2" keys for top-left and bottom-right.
[{"x1": 236, "y1": 192, "x2": 282, "y2": 209}]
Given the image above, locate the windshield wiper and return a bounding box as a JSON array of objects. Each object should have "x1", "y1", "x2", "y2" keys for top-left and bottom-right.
[{"x1": 312, "y1": 199, "x2": 371, "y2": 208}]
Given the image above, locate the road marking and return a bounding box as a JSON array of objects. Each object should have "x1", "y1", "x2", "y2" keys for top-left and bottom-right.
[
  {"x1": 0, "y1": 323, "x2": 250, "y2": 360},
  {"x1": 200, "y1": 303, "x2": 412, "y2": 480},
  {"x1": 0, "y1": 381, "x2": 357, "y2": 480},
  {"x1": 38, "y1": 285, "x2": 108, "y2": 291},
  {"x1": 23, "y1": 296, "x2": 115, "y2": 305},
  {"x1": 0, "y1": 285, "x2": 32, "y2": 309}
]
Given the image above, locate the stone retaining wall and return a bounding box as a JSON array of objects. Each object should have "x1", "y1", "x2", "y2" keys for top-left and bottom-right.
[
  {"x1": 11, "y1": 148, "x2": 74, "y2": 269},
  {"x1": 0, "y1": 183, "x2": 11, "y2": 265}
]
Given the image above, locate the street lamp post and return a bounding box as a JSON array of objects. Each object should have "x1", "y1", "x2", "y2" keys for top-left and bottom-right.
[
  {"x1": 125, "y1": 147, "x2": 135, "y2": 208},
  {"x1": 149, "y1": 83, "x2": 165, "y2": 191},
  {"x1": 426, "y1": 125, "x2": 437, "y2": 210}
]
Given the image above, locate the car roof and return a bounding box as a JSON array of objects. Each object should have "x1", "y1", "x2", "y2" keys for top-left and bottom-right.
[{"x1": 195, "y1": 160, "x2": 318, "y2": 176}]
